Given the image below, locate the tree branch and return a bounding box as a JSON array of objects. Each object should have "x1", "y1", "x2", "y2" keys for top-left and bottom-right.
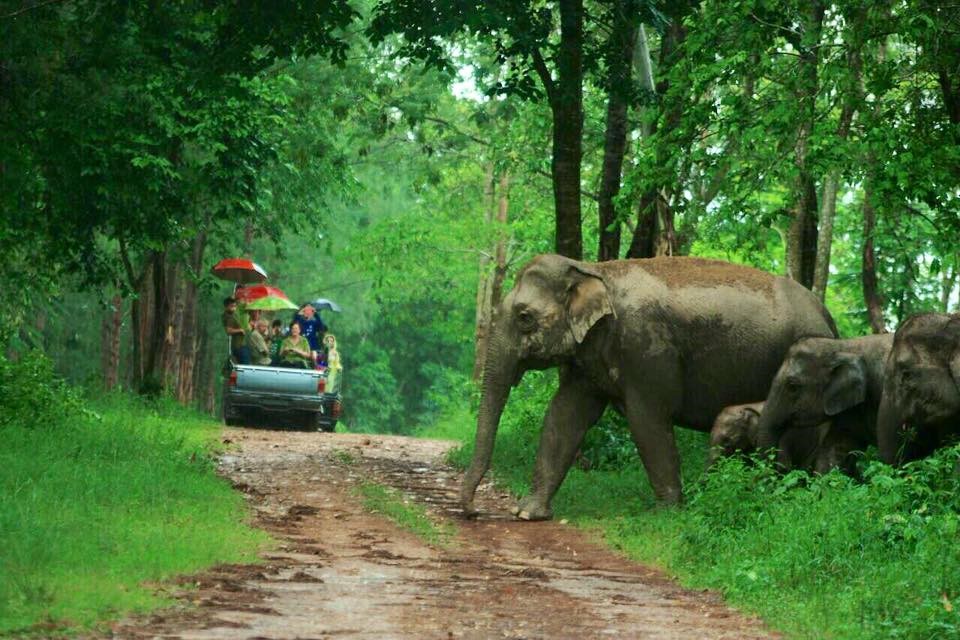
[
  {"x1": 2, "y1": 0, "x2": 66, "y2": 19},
  {"x1": 530, "y1": 48, "x2": 556, "y2": 105}
]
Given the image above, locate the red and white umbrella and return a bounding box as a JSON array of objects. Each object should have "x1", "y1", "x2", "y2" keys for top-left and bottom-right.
[{"x1": 211, "y1": 258, "x2": 268, "y2": 284}]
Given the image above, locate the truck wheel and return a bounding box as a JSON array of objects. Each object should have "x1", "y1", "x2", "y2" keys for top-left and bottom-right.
[
  {"x1": 312, "y1": 412, "x2": 336, "y2": 432},
  {"x1": 222, "y1": 393, "x2": 242, "y2": 426}
]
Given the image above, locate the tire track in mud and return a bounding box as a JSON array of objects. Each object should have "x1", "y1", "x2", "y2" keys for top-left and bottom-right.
[{"x1": 103, "y1": 429, "x2": 777, "y2": 640}]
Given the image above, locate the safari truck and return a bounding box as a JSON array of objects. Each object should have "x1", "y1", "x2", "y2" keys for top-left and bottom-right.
[{"x1": 222, "y1": 363, "x2": 343, "y2": 432}]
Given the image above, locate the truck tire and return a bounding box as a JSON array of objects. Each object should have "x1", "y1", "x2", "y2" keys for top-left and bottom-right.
[
  {"x1": 312, "y1": 411, "x2": 336, "y2": 433},
  {"x1": 222, "y1": 392, "x2": 242, "y2": 426}
]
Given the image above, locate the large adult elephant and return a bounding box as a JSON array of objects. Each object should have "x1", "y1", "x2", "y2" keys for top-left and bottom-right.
[
  {"x1": 877, "y1": 313, "x2": 960, "y2": 465},
  {"x1": 755, "y1": 334, "x2": 893, "y2": 474},
  {"x1": 460, "y1": 254, "x2": 838, "y2": 520}
]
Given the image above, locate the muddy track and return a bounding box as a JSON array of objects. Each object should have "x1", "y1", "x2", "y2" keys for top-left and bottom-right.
[{"x1": 104, "y1": 428, "x2": 778, "y2": 640}]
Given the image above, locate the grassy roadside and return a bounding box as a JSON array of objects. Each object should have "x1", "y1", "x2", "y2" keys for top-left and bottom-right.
[
  {"x1": 418, "y1": 372, "x2": 960, "y2": 640},
  {"x1": 0, "y1": 355, "x2": 270, "y2": 637},
  {"x1": 356, "y1": 481, "x2": 456, "y2": 547}
]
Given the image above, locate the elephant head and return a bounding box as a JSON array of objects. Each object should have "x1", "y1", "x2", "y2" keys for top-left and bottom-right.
[
  {"x1": 459, "y1": 255, "x2": 615, "y2": 516},
  {"x1": 756, "y1": 338, "x2": 870, "y2": 452},
  {"x1": 877, "y1": 313, "x2": 960, "y2": 464},
  {"x1": 707, "y1": 402, "x2": 763, "y2": 466}
]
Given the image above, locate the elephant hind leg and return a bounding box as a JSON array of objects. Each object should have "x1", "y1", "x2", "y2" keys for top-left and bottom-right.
[
  {"x1": 624, "y1": 396, "x2": 682, "y2": 505},
  {"x1": 516, "y1": 377, "x2": 607, "y2": 521}
]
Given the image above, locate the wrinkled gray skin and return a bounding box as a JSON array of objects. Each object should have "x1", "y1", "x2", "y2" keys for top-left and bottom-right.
[
  {"x1": 877, "y1": 313, "x2": 960, "y2": 465},
  {"x1": 708, "y1": 402, "x2": 832, "y2": 471},
  {"x1": 460, "y1": 254, "x2": 837, "y2": 520},
  {"x1": 755, "y1": 334, "x2": 893, "y2": 474}
]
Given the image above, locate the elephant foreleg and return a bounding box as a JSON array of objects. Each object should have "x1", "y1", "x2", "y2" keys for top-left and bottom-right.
[
  {"x1": 515, "y1": 377, "x2": 607, "y2": 521},
  {"x1": 624, "y1": 396, "x2": 682, "y2": 504}
]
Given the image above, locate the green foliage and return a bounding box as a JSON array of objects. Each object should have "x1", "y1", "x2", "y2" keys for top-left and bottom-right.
[
  {"x1": 569, "y1": 450, "x2": 960, "y2": 639},
  {"x1": 0, "y1": 355, "x2": 268, "y2": 635},
  {"x1": 435, "y1": 364, "x2": 960, "y2": 638},
  {"x1": 0, "y1": 352, "x2": 84, "y2": 429},
  {"x1": 356, "y1": 482, "x2": 456, "y2": 547},
  {"x1": 343, "y1": 340, "x2": 404, "y2": 432}
]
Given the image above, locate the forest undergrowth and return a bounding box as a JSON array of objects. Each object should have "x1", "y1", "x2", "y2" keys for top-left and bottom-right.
[
  {"x1": 421, "y1": 371, "x2": 960, "y2": 640},
  {"x1": 0, "y1": 354, "x2": 269, "y2": 636}
]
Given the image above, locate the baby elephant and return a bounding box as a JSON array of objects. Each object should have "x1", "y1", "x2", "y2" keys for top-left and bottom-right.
[
  {"x1": 708, "y1": 403, "x2": 764, "y2": 466},
  {"x1": 756, "y1": 333, "x2": 894, "y2": 474},
  {"x1": 708, "y1": 402, "x2": 830, "y2": 470}
]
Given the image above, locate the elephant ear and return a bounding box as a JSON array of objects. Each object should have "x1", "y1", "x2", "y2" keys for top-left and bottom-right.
[
  {"x1": 947, "y1": 315, "x2": 960, "y2": 387},
  {"x1": 566, "y1": 264, "x2": 615, "y2": 344},
  {"x1": 824, "y1": 354, "x2": 867, "y2": 416},
  {"x1": 741, "y1": 405, "x2": 762, "y2": 443}
]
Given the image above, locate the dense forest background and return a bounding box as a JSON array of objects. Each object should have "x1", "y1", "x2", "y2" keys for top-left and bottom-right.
[{"x1": 2, "y1": 0, "x2": 958, "y2": 432}]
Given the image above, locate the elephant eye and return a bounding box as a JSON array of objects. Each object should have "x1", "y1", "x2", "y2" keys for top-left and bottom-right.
[{"x1": 516, "y1": 309, "x2": 537, "y2": 333}]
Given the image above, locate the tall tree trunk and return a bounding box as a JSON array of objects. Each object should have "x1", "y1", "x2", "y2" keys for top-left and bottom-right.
[
  {"x1": 625, "y1": 24, "x2": 658, "y2": 260},
  {"x1": 160, "y1": 257, "x2": 182, "y2": 388},
  {"x1": 861, "y1": 182, "x2": 886, "y2": 332},
  {"x1": 861, "y1": 27, "x2": 888, "y2": 333},
  {"x1": 176, "y1": 230, "x2": 207, "y2": 403},
  {"x1": 133, "y1": 261, "x2": 154, "y2": 385},
  {"x1": 473, "y1": 169, "x2": 511, "y2": 381},
  {"x1": 473, "y1": 164, "x2": 497, "y2": 381},
  {"x1": 941, "y1": 263, "x2": 957, "y2": 313},
  {"x1": 597, "y1": 2, "x2": 636, "y2": 261},
  {"x1": 812, "y1": 9, "x2": 863, "y2": 300},
  {"x1": 491, "y1": 171, "x2": 510, "y2": 308},
  {"x1": 625, "y1": 18, "x2": 685, "y2": 258},
  {"x1": 651, "y1": 18, "x2": 686, "y2": 257},
  {"x1": 140, "y1": 250, "x2": 171, "y2": 393},
  {"x1": 786, "y1": 2, "x2": 824, "y2": 289},
  {"x1": 625, "y1": 191, "x2": 658, "y2": 258},
  {"x1": 534, "y1": 0, "x2": 584, "y2": 260},
  {"x1": 200, "y1": 321, "x2": 217, "y2": 415},
  {"x1": 100, "y1": 294, "x2": 122, "y2": 390}
]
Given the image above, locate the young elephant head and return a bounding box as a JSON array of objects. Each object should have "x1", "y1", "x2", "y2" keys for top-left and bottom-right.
[
  {"x1": 708, "y1": 402, "x2": 764, "y2": 466},
  {"x1": 877, "y1": 313, "x2": 960, "y2": 464},
  {"x1": 756, "y1": 337, "x2": 880, "y2": 452},
  {"x1": 460, "y1": 255, "x2": 615, "y2": 516}
]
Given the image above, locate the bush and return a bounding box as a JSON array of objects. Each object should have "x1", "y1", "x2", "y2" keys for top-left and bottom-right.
[{"x1": 0, "y1": 352, "x2": 85, "y2": 429}]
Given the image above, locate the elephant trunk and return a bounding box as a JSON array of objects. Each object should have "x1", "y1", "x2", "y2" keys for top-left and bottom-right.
[
  {"x1": 755, "y1": 403, "x2": 783, "y2": 452},
  {"x1": 876, "y1": 391, "x2": 901, "y2": 465},
  {"x1": 460, "y1": 324, "x2": 520, "y2": 516}
]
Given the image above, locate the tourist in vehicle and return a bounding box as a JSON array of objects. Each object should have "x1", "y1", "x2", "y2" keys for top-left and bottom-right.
[
  {"x1": 294, "y1": 304, "x2": 327, "y2": 352},
  {"x1": 269, "y1": 319, "x2": 285, "y2": 364},
  {"x1": 248, "y1": 319, "x2": 272, "y2": 366},
  {"x1": 279, "y1": 321, "x2": 314, "y2": 368},
  {"x1": 222, "y1": 297, "x2": 250, "y2": 365}
]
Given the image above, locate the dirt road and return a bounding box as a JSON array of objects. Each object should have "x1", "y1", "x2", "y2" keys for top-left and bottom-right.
[{"x1": 108, "y1": 428, "x2": 777, "y2": 639}]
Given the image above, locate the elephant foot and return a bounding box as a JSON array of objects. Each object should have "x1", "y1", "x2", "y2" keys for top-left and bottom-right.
[
  {"x1": 652, "y1": 486, "x2": 683, "y2": 506},
  {"x1": 513, "y1": 497, "x2": 552, "y2": 521},
  {"x1": 460, "y1": 500, "x2": 479, "y2": 520}
]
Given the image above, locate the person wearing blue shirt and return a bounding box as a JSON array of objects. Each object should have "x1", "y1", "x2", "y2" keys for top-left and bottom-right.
[{"x1": 294, "y1": 304, "x2": 327, "y2": 352}]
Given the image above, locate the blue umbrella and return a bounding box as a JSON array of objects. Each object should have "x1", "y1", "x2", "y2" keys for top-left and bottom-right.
[{"x1": 305, "y1": 298, "x2": 342, "y2": 313}]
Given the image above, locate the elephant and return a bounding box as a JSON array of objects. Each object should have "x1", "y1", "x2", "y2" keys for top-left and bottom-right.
[
  {"x1": 707, "y1": 402, "x2": 832, "y2": 472},
  {"x1": 708, "y1": 403, "x2": 765, "y2": 466},
  {"x1": 877, "y1": 313, "x2": 960, "y2": 465},
  {"x1": 459, "y1": 254, "x2": 837, "y2": 520},
  {"x1": 755, "y1": 333, "x2": 893, "y2": 474}
]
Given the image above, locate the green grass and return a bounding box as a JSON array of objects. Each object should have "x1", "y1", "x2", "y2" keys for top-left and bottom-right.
[
  {"x1": 422, "y1": 371, "x2": 960, "y2": 640},
  {"x1": 356, "y1": 482, "x2": 456, "y2": 547},
  {"x1": 0, "y1": 356, "x2": 270, "y2": 636}
]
